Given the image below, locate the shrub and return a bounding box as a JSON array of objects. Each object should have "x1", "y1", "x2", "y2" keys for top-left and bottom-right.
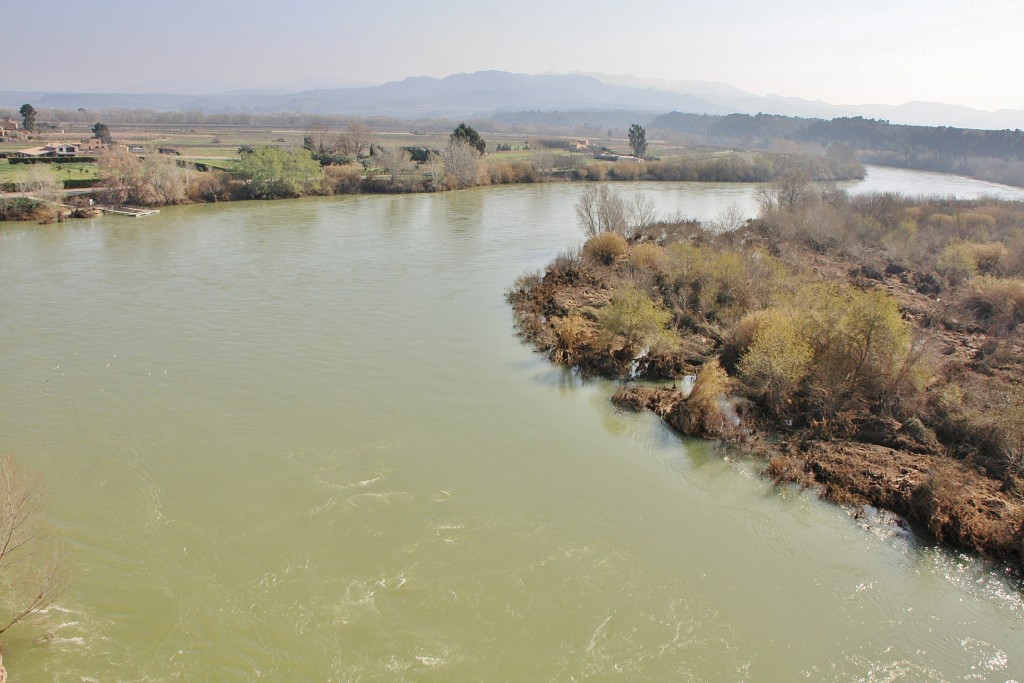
[
  {"x1": 936, "y1": 242, "x2": 977, "y2": 285},
  {"x1": 594, "y1": 284, "x2": 675, "y2": 357},
  {"x1": 626, "y1": 242, "x2": 666, "y2": 274},
  {"x1": 576, "y1": 163, "x2": 607, "y2": 181},
  {"x1": 962, "y1": 276, "x2": 1024, "y2": 332},
  {"x1": 551, "y1": 312, "x2": 591, "y2": 364},
  {"x1": 738, "y1": 308, "x2": 813, "y2": 417},
  {"x1": 791, "y1": 284, "x2": 916, "y2": 418},
  {"x1": 583, "y1": 231, "x2": 628, "y2": 265},
  {"x1": 187, "y1": 170, "x2": 231, "y2": 202},
  {"x1": 671, "y1": 358, "x2": 733, "y2": 435},
  {"x1": 0, "y1": 197, "x2": 60, "y2": 222},
  {"x1": 608, "y1": 161, "x2": 644, "y2": 180},
  {"x1": 323, "y1": 164, "x2": 364, "y2": 194},
  {"x1": 966, "y1": 243, "x2": 1008, "y2": 275}
]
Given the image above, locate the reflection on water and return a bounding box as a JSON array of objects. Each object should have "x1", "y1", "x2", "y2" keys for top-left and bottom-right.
[{"x1": 1, "y1": 167, "x2": 1022, "y2": 681}]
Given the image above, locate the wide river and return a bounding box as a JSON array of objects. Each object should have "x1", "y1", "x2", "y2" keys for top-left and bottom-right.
[{"x1": 2, "y1": 167, "x2": 1023, "y2": 681}]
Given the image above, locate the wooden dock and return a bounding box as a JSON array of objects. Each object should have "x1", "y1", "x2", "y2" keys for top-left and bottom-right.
[{"x1": 97, "y1": 205, "x2": 160, "y2": 217}]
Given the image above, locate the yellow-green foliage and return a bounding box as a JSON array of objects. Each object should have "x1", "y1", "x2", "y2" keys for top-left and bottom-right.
[
  {"x1": 966, "y1": 243, "x2": 1008, "y2": 275},
  {"x1": 926, "y1": 213, "x2": 958, "y2": 230},
  {"x1": 962, "y1": 211, "x2": 997, "y2": 230},
  {"x1": 882, "y1": 218, "x2": 919, "y2": 262},
  {"x1": 595, "y1": 284, "x2": 675, "y2": 355},
  {"x1": 937, "y1": 242, "x2": 978, "y2": 285},
  {"x1": 583, "y1": 231, "x2": 628, "y2": 265},
  {"x1": 737, "y1": 283, "x2": 916, "y2": 419},
  {"x1": 738, "y1": 308, "x2": 814, "y2": 417},
  {"x1": 626, "y1": 242, "x2": 666, "y2": 274},
  {"x1": 803, "y1": 284, "x2": 913, "y2": 412},
  {"x1": 663, "y1": 243, "x2": 786, "y2": 326}
]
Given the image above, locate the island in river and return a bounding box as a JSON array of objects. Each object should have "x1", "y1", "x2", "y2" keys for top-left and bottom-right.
[{"x1": 507, "y1": 183, "x2": 1024, "y2": 571}]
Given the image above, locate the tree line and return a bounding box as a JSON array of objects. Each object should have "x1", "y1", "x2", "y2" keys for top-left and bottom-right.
[{"x1": 652, "y1": 111, "x2": 1024, "y2": 187}]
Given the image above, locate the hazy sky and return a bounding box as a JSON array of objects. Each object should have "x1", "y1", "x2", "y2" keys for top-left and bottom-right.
[{"x1": 8, "y1": 0, "x2": 1023, "y2": 111}]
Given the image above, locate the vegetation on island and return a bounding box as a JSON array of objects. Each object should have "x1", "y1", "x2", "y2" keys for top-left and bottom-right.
[{"x1": 507, "y1": 181, "x2": 1024, "y2": 571}]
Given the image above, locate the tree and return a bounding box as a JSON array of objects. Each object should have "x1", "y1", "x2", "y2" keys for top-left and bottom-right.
[
  {"x1": 628, "y1": 123, "x2": 647, "y2": 159},
  {"x1": 96, "y1": 147, "x2": 187, "y2": 205},
  {"x1": 595, "y1": 284, "x2": 675, "y2": 357},
  {"x1": 374, "y1": 146, "x2": 414, "y2": 188},
  {"x1": 738, "y1": 309, "x2": 813, "y2": 417},
  {"x1": 337, "y1": 122, "x2": 372, "y2": 158},
  {"x1": 575, "y1": 185, "x2": 657, "y2": 239},
  {"x1": 17, "y1": 164, "x2": 62, "y2": 205},
  {"x1": 92, "y1": 122, "x2": 112, "y2": 144},
  {"x1": 450, "y1": 122, "x2": 486, "y2": 154},
  {"x1": 0, "y1": 454, "x2": 70, "y2": 638},
  {"x1": 442, "y1": 138, "x2": 481, "y2": 188},
  {"x1": 19, "y1": 103, "x2": 36, "y2": 132},
  {"x1": 771, "y1": 168, "x2": 813, "y2": 211},
  {"x1": 235, "y1": 146, "x2": 323, "y2": 198}
]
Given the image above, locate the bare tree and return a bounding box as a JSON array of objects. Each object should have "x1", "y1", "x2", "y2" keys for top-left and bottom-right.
[
  {"x1": 303, "y1": 123, "x2": 331, "y2": 154},
  {"x1": 17, "y1": 164, "x2": 62, "y2": 205},
  {"x1": 375, "y1": 146, "x2": 414, "y2": 188},
  {"x1": 772, "y1": 168, "x2": 814, "y2": 212},
  {"x1": 337, "y1": 122, "x2": 372, "y2": 158},
  {"x1": 426, "y1": 151, "x2": 446, "y2": 190},
  {"x1": 443, "y1": 138, "x2": 481, "y2": 188},
  {"x1": 576, "y1": 185, "x2": 658, "y2": 239},
  {"x1": 629, "y1": 193, "x2": 658, "y2": 235},
  {"x1": 577, "y1": 185, "x2": 626, "y2": 237},
  {"x1": 0, "y1": 454, "x2": 70, "y2": 637}
]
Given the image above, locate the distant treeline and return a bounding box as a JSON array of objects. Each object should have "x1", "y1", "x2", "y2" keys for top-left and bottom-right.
[{"x1": 652, "y1": 112, "x2": 1024, "y2": 187}]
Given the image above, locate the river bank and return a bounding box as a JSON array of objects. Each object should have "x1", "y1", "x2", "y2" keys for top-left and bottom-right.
[
  {"x1": 507, "y1": 187, "x2": 1024, "y2": 572},
  {"x1": 1, "y1": 145, "x2": 863, "y2": 222}
]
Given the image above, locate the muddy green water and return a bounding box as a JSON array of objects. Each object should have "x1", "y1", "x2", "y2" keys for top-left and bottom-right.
[{"x1": 2, "y1": 169, "x2": 1023, "y2": 681}]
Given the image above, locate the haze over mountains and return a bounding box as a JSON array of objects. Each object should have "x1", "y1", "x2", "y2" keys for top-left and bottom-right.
[{"x1": 3, "y1": 71, "x2": 1023, "y2": 130}]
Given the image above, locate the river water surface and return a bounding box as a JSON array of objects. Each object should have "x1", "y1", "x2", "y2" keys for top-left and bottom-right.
[{"x1": 2, "y1": 167, "x2": 1023, "y2": 680}]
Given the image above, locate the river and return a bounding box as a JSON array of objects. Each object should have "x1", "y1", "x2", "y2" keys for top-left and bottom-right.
[{"x1": 1, "y1": 167, "x2": 1022, "y2": 680}]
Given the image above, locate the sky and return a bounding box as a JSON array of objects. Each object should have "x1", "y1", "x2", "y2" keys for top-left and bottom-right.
[{"x1": 7, "y1": 0, "x2": 1023, "y2": 111}]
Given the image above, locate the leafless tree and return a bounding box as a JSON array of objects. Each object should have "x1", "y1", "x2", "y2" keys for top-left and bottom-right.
[
  {"x1": 303, "y1": 122, "x2": 330, "y2": 154},
  {"x1": 576, "y1": 185, "x2": 658, "y2": 240},
  {"x1": 443, "y1": 138, "x2": 481, "y2": 188},
  {"x1": 530, "y1": 150, "x2": 558, "y2": 178},
  {"x1": 630, "y1": 193, "x2": 658, "y2": 235},
  {"x1": 375, "y1": 146, "x2": 414, "y2": 187},
  {"x1": 0, "y1": 454, "x2": 70, "y2": 637},
  {"x1": 772, "y1": 168, "x2": 814, "y2": 212},
  {"x1": 425, "y1": 151, "x2": 446, "y2": 190},
  {"x1": 17, "y1": 164, "x2": 62, "y2": 205},
  {"x1": 337, "y1": 122, "x2": 372, "y2": 158}
]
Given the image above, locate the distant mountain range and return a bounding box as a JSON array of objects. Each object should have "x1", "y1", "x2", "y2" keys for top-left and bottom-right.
[{"x1": 2, "y1": 71, "x2": 1022, "y2": 130}]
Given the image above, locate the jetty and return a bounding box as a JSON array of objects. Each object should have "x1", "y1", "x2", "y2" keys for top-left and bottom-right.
[{"x1": 96, "y1": 204, "x2": 160, "y2": 217}]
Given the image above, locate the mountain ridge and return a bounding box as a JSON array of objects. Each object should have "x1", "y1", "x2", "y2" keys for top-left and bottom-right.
[{"x1": 1, "y1": 71, "x2": 1021, "y2": 130}]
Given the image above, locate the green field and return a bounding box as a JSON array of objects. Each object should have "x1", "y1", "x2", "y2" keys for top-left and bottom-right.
[{"x1": 0, "y1": 159, "x2": 99, "y2": 184}]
